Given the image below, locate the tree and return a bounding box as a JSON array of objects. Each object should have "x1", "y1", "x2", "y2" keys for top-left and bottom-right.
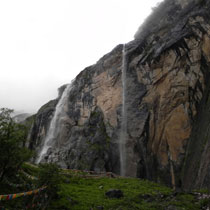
[
  {"x1": 0, "y1": 108, "x2": 32, "y2": 182},
  {"x1": 37, "y1": 163, "x2": 61, "y2": 209}
]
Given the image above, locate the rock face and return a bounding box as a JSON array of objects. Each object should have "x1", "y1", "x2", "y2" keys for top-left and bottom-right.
[{"x1": 28, "y1": 0, "x2": 210, "y2": 190}]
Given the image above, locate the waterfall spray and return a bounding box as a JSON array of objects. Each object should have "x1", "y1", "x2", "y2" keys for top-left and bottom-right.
[
  {"x1": 36, "y1": 83, "x2": 73, "y2": 164},
  {"x1": 119, "y1": 44, "x2": 127, "y2": 176}
]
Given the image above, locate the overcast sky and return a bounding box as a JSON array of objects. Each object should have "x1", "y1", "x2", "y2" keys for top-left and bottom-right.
[{"x1": 0, "y1": 0, "x2": 161, "y2": 113}]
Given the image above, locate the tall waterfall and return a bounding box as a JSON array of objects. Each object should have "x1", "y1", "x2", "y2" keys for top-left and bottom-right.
[
  {"x1": 36, "y1": 83, "x2": 73, "y2": 164},
  {"x1": 119, "y1": 44, "x2": 127, "y2": 176}
]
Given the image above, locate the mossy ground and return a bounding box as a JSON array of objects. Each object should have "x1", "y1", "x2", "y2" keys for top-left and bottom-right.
[
  {"x1": 54, "y1": 176, "x2": 171, "y2": 210},
  {"x1": 1, "y1": 163, "x2": 210, "y2": 210},
  {"x1": 51, "y1": 169, "x2": 210, "y2": 210}
]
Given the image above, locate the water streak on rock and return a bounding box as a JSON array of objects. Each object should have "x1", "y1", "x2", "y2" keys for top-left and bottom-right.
[
  {"x1": 36, "y1": 83, "x2": 73, "y2": 163},
  {"x1": 119, "y1": 44, "x2": 127, "y2": 176}
]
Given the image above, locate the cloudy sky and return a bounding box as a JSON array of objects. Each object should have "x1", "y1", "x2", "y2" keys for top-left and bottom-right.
[{"x1": 0, "y1": 0, "x2": 161, "y2": 113}]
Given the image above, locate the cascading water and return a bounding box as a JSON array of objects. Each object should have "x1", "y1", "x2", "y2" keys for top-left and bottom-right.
[
  {"x1": 119, "y1": 44, "x2": 127, "y2": 176},
  {"x1": 36, "y1": 82, "x2": 73, "y2": 164}
]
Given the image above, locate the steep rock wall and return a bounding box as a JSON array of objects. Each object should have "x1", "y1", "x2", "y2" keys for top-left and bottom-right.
[
  {"x1": 28, "y1": 0, "x2": 210, "y2": 189},
  {"x1": 29, "y1": 46, "x2": 124, "y2": 172}
]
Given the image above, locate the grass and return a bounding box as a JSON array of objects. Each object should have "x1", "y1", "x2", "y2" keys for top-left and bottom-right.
[
  {"x1": 51, "y1": 171, "x2": 210, "y2": 210},
  {"x1": 52, "y1": 176, "x2": 172, "y2": 210},
  {"x1": 1, "y1": 163, "x2": 210, "y2": 210}
]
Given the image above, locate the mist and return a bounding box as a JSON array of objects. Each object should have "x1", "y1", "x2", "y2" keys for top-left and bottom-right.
[{"x1": 0, "y1": 0, "x2": 161, "y2": 113}]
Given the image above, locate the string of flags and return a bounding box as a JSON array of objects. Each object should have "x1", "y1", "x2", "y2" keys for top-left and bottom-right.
[
  {"x1": 4, "y1": 178, "x2": 25, "y2": 188},
  {"x1": 20, "y1": 170, "x2": 38, "y2": 180},
  {"x1": 0, "y1": 186, "x2": 47, "y2": 201},
  {"x1": 3, "y1": 169, "x2": 38, "y2": 188}
]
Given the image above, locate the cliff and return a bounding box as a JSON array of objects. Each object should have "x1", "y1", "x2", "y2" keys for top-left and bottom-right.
[{"x1": 28, "y1": 0, "x2": 210, "y2": 190}]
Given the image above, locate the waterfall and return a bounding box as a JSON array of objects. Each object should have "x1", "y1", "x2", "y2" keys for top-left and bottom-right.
[
  {"x1": 36, "y1": 83, "x2": 73, "y2": 164},
  {"x1": 119, "y1": 44, "x2": 127, "y2": 176}
]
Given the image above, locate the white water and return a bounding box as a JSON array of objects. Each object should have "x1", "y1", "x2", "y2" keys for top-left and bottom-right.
[
  {"x1": 36, "y1": 83, "x2": 73, "y2": 163},
  {"x1": 119, "y1": 44, "x2": 127, "y2": 176},
  {"x1": 37, "y1": 114, "x2": 43, "y2": 139}
]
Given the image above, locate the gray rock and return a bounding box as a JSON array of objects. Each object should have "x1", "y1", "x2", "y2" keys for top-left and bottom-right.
[
  {"x1": 98, "y1": 185, "x2": 103, "y2": 190},
  {"x1": 96, "y1": 206, "x2": 104, "y2": 210},
  {"x1": 105, "y1": 189, "x2": 123, "y2": 199}
]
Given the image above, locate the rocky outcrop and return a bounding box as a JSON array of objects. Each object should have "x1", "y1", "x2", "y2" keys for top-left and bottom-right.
[
  {"x1": 29, "y1": 47, "x2": 124, "y2": 172},
  {"x1": 28, "y1": 0, "x2": 210, "y2": 190}
]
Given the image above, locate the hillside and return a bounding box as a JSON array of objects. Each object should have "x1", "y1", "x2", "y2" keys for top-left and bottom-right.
[{"x1": 1, "y1": 163, "x2": 210, "y2": 210}]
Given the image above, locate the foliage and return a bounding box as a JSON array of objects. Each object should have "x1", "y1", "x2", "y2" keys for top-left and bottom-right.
[
  {"x1": 37, "y1": 163, "x2": 61, "y2": 208},
  {"x1": 0, "y1": 108, "x2": 32, "y2": 184}
]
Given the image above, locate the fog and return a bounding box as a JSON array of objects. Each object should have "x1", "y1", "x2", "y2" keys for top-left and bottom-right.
[{"x1": 0, "y1": 0, "x2": 161, "y2": 113}]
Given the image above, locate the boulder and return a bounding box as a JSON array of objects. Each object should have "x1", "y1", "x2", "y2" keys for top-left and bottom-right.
[{"x1": 105, "y1": 189, "x2": 124, "y2": 199}]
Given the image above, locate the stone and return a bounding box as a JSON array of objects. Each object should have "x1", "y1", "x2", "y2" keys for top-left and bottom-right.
[
  {"x1": 139, "y1": 194, "x2": 153, "y2": 202},
  {"x1": 98, "y1": 185, "x2": 103, "y2": 190},
  {"x1": 105, "y1": 189, "x2": 123, "y2": 199},
  {"x1": 96, "y1": 206, "x2": 104, "y2": 210}
]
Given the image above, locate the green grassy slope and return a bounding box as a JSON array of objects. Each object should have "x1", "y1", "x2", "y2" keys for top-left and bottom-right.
[
  {"x1": 51, "y1": 170, "x2": 210, "y2": 210},
  {"x1": 1, "y1": 163, "x2": 210, "y2": 210}
]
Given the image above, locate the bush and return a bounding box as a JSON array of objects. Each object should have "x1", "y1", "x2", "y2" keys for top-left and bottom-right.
[
  {"x1": 37, "y1": 163, "x2": 61, "y2": 209},
  {"x1": 0, "y1": 108, "x2": 32, "y2": 184}
]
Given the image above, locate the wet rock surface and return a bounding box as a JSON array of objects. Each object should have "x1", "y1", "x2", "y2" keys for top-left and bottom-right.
[{"x1": 28, "y1": 0, "x2": 210, "y2": 190}]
